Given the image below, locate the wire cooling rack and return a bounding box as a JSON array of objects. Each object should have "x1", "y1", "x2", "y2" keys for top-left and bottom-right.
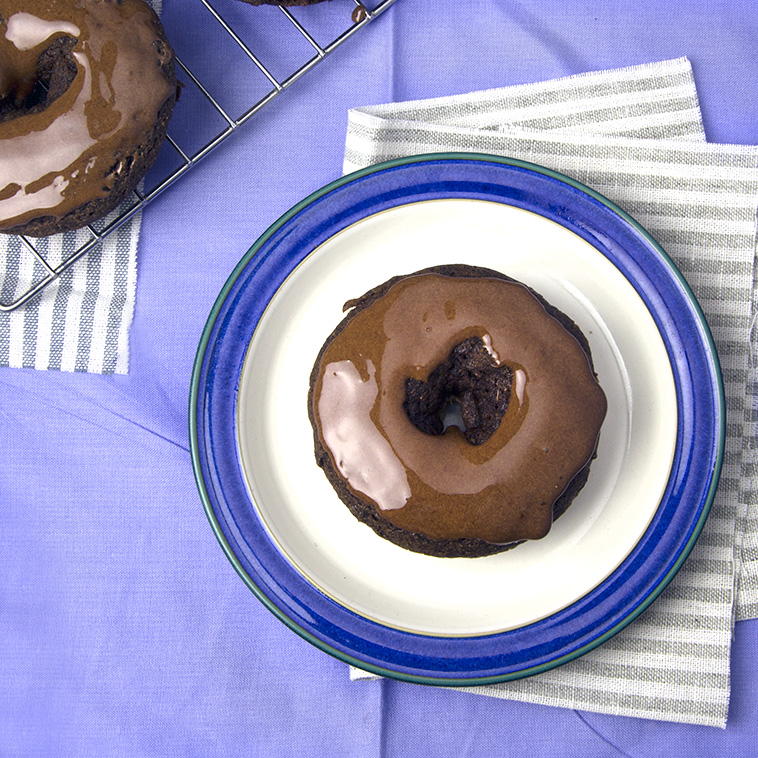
[{"x1": 0, "y1": 0, "x2": 398, "y2": 312}]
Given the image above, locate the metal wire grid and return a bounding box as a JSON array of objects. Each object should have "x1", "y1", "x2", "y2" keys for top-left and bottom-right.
[{"x1": 1, "y1": 0, "x2": 398, "y2": 312}]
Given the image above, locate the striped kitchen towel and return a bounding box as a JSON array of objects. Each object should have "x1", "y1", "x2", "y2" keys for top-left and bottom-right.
[
  {"x1": 345, "y1": 57, "x2": 758, "y2": 727},
  {"x1": 0, "y1": 217, "x2": 140, "y2": 374},
  {"x1": 0, "y1": 0, "x2": 163, "y2": 375}
]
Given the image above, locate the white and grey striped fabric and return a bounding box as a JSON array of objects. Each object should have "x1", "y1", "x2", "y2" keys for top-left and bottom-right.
[
  {"x1": 0, "y1": 0, "x2": 163, "y2": 375},
  {"x1": 0, "y1": 220, "x2": 140, "y2": 374},
  {"x1": 345, "y1": 57, "x2": 758, "y2": 727}
]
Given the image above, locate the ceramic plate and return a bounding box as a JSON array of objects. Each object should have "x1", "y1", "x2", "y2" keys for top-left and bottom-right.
[{"x1": 190, "y1": 154, "x2": 724, "y2": 683}]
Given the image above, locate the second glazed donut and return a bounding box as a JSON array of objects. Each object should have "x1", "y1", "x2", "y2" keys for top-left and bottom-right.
[{"x1": 0, "y1": 0, "x2": 177, "y2": 236}]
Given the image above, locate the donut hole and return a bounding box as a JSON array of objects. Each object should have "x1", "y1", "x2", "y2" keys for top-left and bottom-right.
[
  {"x1": 404, "y1": 336, "x2": 514, "y2": 446},
  {"x1": 0, "y1": 36, "x2": 78, "y2": 123},
  {"x1": 441, "y1": 399, "x2": 466, "y2": 434}
]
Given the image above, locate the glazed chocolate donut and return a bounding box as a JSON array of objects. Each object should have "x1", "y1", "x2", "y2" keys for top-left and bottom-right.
[
  {"x1": 0, "y1": 0, "x2": 176, "y2": 237},
  {"x1": 308, "y1": 265, "x2": 608, "y2": 558}
]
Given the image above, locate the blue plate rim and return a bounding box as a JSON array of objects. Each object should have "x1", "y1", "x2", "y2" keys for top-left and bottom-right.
[{"x1": 189, "y1": 152, "x2": 725, "y2": 685}]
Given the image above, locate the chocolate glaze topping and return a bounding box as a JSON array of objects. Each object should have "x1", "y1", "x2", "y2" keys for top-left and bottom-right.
[
  {"x1": 0, "y1": 0, "x2": 174, "y2": 231},
  {"x1": 311, "y1": 270, "x2": 608, "y2": 545}
]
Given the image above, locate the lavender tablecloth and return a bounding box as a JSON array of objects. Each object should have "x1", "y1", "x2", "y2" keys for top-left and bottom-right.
[{"x1": 2, "y1": 0, "x2": 757, "y2": 754}]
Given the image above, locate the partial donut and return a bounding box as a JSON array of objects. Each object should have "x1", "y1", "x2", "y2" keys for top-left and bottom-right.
[
  {"x1": 233, "y1": 1, "x2": 329, "y2": 6},
  {"x1": 0, "y1": 0, "x2": 177, "y2": 237}
]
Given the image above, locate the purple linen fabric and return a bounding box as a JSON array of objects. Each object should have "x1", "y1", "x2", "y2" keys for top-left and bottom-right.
[{"x1": 1, "y1": 0, "x2": 757, "y2": 754}]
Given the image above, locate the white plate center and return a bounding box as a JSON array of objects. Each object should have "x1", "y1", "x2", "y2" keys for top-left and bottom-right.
[{"x1": 237, "y1": 199, "x2": 677, "y2": 636}]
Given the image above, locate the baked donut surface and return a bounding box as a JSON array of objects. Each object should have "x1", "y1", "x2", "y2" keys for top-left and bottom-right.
[
  {"x1": 0, "y1": 0, "x2": 176, "y2": 236},
  {"x1": 308, "y1": 265, "x2": 608, "y2": 558}
]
